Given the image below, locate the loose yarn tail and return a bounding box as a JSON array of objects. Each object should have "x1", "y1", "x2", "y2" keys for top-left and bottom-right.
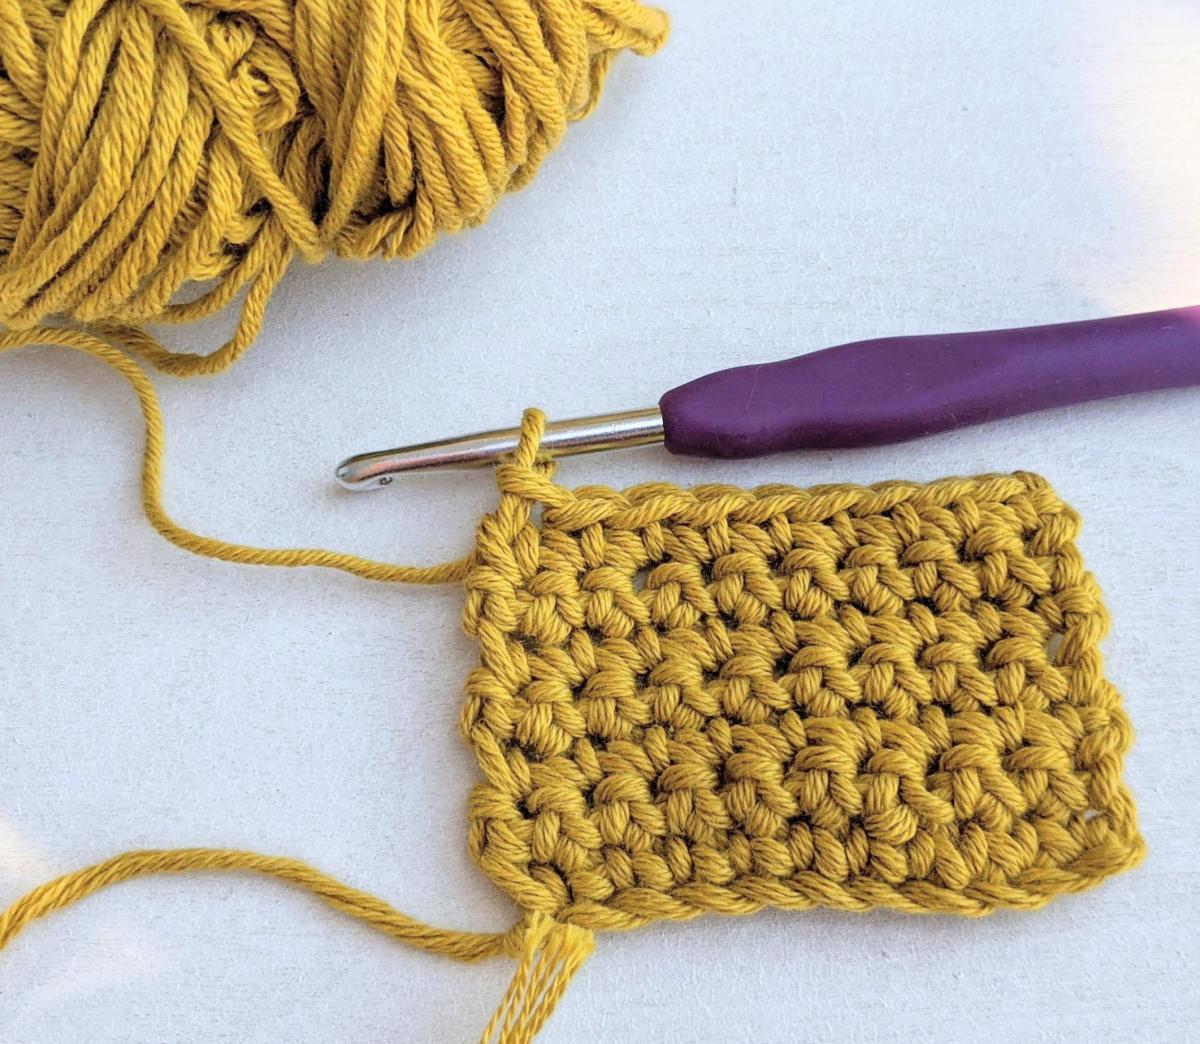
[
  {"x1": 482, "y1": 916, "x2": 595, "y2": 1044},
  {"x1": 0, "y1": 327, "x2": 472, "y2": 583},
  {"x1": 0, "y1": 848, "x2": 593, "y2": 1042},
  {"x1": 482, "y1": 913, "x2": 596, "y2": 1044},
  {"x1": 0, "y1": 849, "x2": 515, "y2": 961},
  {"x1": 1, "y1": 0, "x2": 669, "y2": 1035}
]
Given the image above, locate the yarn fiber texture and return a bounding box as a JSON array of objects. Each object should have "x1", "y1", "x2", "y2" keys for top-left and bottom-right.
[
  {"x1": 461, "y1": 410, "x2": 1145, "y2": 928},
  {"x1": 0, "y1": 375, "x2": 1146, "y2": 1040},
  {"x1": 0, "y1": 0, "x2": 668, "y2": 374}
]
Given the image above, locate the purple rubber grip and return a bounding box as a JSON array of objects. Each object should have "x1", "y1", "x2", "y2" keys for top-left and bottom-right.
[{"x1": 659, "y1": 306, "x2": 1200, "y2": 459}]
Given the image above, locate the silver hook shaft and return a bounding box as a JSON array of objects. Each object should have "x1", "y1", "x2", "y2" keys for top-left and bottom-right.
[{"x1": 335, "y1": 407, "x2": 664, "y2": 490}]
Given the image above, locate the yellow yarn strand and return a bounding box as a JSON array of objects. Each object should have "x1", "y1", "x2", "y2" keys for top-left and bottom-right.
[
  {"x1": 1, "y1": 1, "x2": 662, "y2": 1037},
  {"x1": 480, "y1": 913, "x2": 595, "y2": 1044},
  {"x1": 0, "y1": 849, "x2": 514, "y2": 961},
  {"x1": 0, "y1": 0, "x2": 669, "y2": 374},
  {"x1": 0, "y1": 848, "x2": 593, "y2": 1043},
  {"x1": 0, "y1": 327, "x2": 472, "y2": 582}
]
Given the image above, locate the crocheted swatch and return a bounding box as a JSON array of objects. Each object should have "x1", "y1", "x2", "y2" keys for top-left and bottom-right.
[{"x1": 461, "y1": 412, "x2": 1144, "y2": 931}]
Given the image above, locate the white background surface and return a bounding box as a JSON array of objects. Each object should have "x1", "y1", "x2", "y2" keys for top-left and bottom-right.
[{"x1": 2, "y1": 2, "x2": 1199, "y2": 1041}]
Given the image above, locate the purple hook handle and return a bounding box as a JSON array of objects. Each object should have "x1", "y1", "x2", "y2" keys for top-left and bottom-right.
[{"x1": 659, "y1": 305, "x2": 1200, "y2": 459}]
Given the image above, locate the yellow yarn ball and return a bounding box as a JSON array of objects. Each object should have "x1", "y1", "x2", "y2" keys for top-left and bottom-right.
[{"x1": 0, "y1": 0, "x2": 668, "y2": 374}]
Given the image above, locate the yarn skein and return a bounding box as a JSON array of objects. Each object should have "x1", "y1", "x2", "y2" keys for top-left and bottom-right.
[{"x1": 0, "y1": 0, "x2": 669, "y2": 372}]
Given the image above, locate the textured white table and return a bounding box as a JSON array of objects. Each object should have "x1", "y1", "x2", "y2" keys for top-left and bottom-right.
[{"x1": 2, "y1": 2, "x2": 1199, "y2": 1041}]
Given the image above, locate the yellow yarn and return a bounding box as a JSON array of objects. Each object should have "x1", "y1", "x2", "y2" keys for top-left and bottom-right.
[
  {"x1": 0, "y1": 326, "x2": 473, "y2": 581},
  {"x1": 0, "y1": 334, "x2": 1145, "y2": 1038},
  {"x1": 0, "y1": 849, "x2": 588, "y2": 1044},
  {"x1": 0, "y1": 5, "x2": 1145, "y2": 1031},
  {"x1": 0, "y1": 0, "x2": 668, "y2": 373},
  {"x1": 0, "y1": 849, "x2": 518, "y2": 962},
  {"x1": 1, "y1": 0, "x2": 668, "y2": 1033},
  {"x1": 460, "y1": 412, "x2": 1145, "y2": 928}
]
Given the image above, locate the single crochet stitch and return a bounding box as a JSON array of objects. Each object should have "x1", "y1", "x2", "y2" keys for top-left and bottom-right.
[
  {"x1": 462, "y1": 411, "x2": 1145, "y2": 926},
  {"x1": 0, "y1": 1, "x2": 1147, "y2": 1035},
  {"x1": 0, "y1": 393, "x2": 1146, "y2": 1040}
]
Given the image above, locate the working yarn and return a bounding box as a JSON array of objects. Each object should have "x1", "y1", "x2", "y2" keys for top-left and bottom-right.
[
  {"x1": 0, "y1": 2, "x2": 669, "y2": 1036},
  {"x1": 0, "y1": 4, "x2": 1146, "y2": 1035},
  {"x1": 0, "y1": 0, "x2": 668, "y2": 373},
  {"x1": 0, "y1": 373, "x2": 1145, "y2": 1040}
]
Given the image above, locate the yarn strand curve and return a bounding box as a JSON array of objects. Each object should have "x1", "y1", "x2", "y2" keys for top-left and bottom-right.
[
  {"x1": 0, "y1": 848, "x2": 592, "y2": 1044},
  {"x1": 0, "y1": 327, "x2": 473, "y2": 582},
  {"x1": 1, "y1": 2, "x2": 667, "y2": 1039},
  {"x1": 0, "y1": 0, "x2": 669, "y2": 373}
]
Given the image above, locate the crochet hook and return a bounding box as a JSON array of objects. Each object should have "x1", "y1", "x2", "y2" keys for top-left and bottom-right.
[{"x1": 336, "y1": 305, "x2": 1200, "y2": 489}]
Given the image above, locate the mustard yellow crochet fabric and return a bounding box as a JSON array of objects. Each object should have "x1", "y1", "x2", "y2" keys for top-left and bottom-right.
[
  {"x1": 0, "y1": 393, "x2": 1147, "y2": 1042},
  {"x1": 460, "y1": 411, "x2": 1145, "y2": 929}
]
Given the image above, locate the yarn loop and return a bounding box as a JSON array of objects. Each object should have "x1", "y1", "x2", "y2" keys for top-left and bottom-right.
[
  {"x1": 0, "y1": 5, "x2": 667, "y2": 1036},
  {"x1": 0, "y1": 0, "x2": 668, "y2": 373},
  {"x1": 0, "y1": 7, "x2": 1147, "y2": 1039}
]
